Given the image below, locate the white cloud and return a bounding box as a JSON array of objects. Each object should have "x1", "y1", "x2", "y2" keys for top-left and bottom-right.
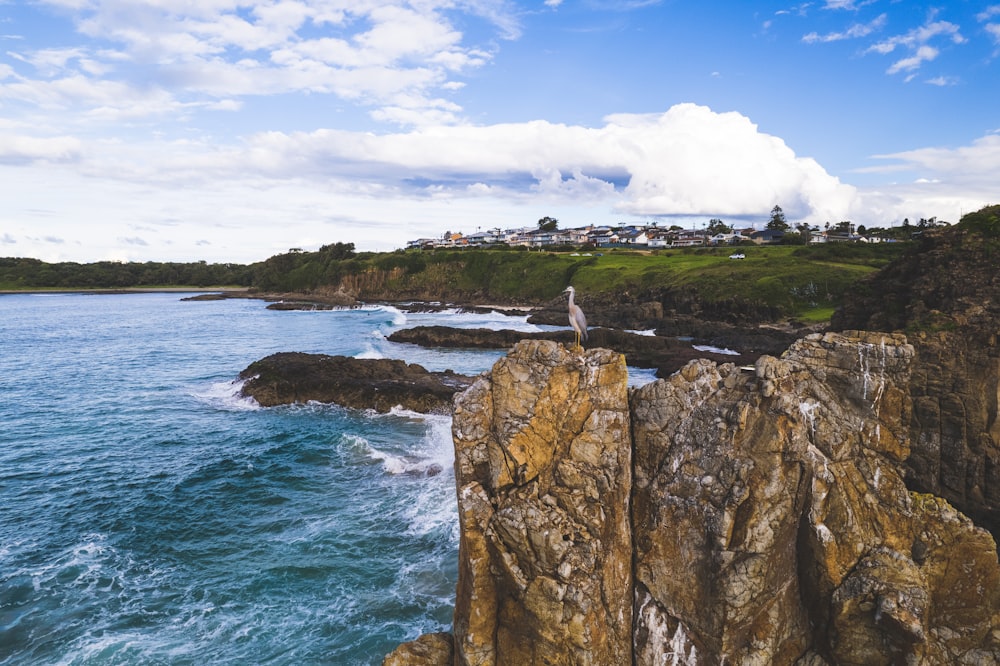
[
  {"x1": 977, "y1": 5, "x2": 1000, "y2": 22},
  {"x1": 5, "y1": 104, "x2": 997, "y2": 262},
  {"x1": 854, "y1": 132, "x2": 1000, "y2": 224},
  {"x1": 869, "y1": 133, "x2": 1000, "y2": 185},
  {"x1": 867, "y1": 19, "x2": 965, "y2": 71},
  {"x1": 925, "y1": 75, "x2": 957, "y2": 86},
  {"x1": 821, "y1": 0, "x2": 868, "y2": 9},
  {"x1": 1, "y1": 103, "x2": 864, "y2": 262},
  {"x1": 8, "y1": 0, "x2": 517, "y2": 127},
  {"x1": 887, "y1": 44, "x2": 939, "y2": 74},
  {"x1": 802, "y1": 13, "x2": 885, "y2": 43},
  {"x1": 0, "y1": 132, "x2": 81, "y2": 163}
]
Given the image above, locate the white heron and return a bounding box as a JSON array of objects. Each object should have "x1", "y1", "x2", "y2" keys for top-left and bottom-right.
[{"x1": 564, "y1": 286, "x2": 588, "y2": 350}]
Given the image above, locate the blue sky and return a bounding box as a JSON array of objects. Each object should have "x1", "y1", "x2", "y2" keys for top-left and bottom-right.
[{"x1": 1, "y1": 0, "x2": 998, "y2": 263}]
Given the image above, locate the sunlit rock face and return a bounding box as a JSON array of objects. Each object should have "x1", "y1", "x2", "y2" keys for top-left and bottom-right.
[
  {"x1": 385, "y1": 330, "x2": 1000, "y2": 665},
  {"x1": 631, "y1": 331, "x2": 1000, "y2": 665},
  {"x1": 450, "y1": 340, "x2": 633, "y2": 666}
]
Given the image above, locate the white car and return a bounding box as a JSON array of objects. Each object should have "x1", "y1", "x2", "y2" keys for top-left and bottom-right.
[{"x1": 729, "y1": 253, "x2": 746, "y2": 260}]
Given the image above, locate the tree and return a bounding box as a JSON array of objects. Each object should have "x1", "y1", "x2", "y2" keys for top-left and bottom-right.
[
  {"x1": 706, "y1": 218, "x2": 731, "y2": 236},
  {"x1": 835, "y1": 220, "x2": 854, "y2": 235},
  {"x1": 537, "y1": 216, "x2": 559, "y2": 232},
  {"x1": 766, "y1": 205, "x2": 789, "y2": 232}
]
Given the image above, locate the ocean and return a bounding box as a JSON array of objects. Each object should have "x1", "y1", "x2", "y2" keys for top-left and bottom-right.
[{"x1": 0, "y1": 292, "x2": 657, "y2": 665}]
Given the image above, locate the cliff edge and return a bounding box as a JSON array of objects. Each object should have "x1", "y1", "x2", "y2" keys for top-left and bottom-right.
[
  {"x1": 831, "y1": 205, "x2": 1000, "y2": 535},
  {"x1": 385, "y1": 335, "x2": 1000, "y2": 665}
]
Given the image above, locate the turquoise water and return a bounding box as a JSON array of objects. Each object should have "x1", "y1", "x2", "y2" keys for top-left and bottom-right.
[{"x1": 0, "y1": 293, "x2": 542, "y2": 665}]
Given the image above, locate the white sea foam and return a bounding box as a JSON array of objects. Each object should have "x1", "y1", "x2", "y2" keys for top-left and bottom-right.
[
  {"x1": 188, "y1": 378, "x2": 260, "y2": 411},
  {"x1": 401, "y1": 308, "x2": 545, "y2": 333},
  {"x1": 627, "y1": 329, "x2": 657, "y2": 336},
  {"x1": 628, "y1": 366, "x2": 659, "y2": 388},
  {"x1": 378, "y1": 305, "x2": 408, "y2": 327},
  {"x1": 25, "y1": 533, "x2": 120, "y2": 596},
  {"x1": 354, "y1": 345, "x2": 385, "y2": 360},
  {"x1": 692, "y1": 344, "x2": 740, "y2": 356}
]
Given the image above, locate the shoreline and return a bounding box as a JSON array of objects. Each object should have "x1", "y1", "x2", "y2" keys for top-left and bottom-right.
[{"x1": 0, "y1": 286, "x2": 251, "y2": 295}]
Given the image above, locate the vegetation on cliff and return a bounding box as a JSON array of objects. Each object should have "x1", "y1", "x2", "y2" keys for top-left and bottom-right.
[{"x1": 1, "y1": 237, "x2": 910, "y2": 321}]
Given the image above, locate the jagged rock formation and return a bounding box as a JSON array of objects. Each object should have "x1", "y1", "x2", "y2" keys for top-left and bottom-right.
[
  {"x1": 632, "y1": 331, "x2": 999, "y2": 664},
  {"x1": 831, "y1": 207, "x2": 1000, "y2": 536},
  {"x1": 238, "y1": 352, "x2": 473, "y2": 413},
  {"x1": 450, "y1": 341, "x2": 634, "y2": 665},
  {"x1": 384, "y1": 335, "x2": 1000, "y2": 665}
]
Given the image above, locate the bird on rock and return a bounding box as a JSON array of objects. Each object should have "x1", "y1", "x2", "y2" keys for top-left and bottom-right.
[{"x1": 564, "y1": 286, "x2": 588, "y2": 351}]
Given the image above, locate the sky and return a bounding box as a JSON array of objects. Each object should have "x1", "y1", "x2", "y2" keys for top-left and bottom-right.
[{"x1": 1, "y1": 1, "x2": 999, "y2": 264}]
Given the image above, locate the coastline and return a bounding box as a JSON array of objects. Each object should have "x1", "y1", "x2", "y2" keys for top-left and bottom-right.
[{"x1": 0, "y1": 286, "x2": 251, "y2": 295}]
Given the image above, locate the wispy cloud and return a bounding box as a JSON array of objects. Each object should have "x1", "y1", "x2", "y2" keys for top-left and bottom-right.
[
  {"x1": 886, "y1": 44, "x2": 939, "y2": 75},
  {"x1": 979, "y1": 6, "x2": 1000, "y2": 50},
  {"x1": 977, "y1": 6, "x2": 1000, "y2": 22},
  {"x1": 802, "y1": 13, "x2": 886, "y2": 43},
  {"x1": 820, "y1": 0, "x2": 877, "y2": 10},
  {"x1": 868, "y1": 18, "x2": 965, "y2": 76},
  {"x1": 926, "y1": 75, "x2": 958, "y2": 86}
]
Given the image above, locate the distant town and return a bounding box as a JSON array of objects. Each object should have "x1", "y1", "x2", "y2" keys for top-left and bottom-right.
[{"x1": 404, "y1": 211, "x2": 927, "y2": 251}]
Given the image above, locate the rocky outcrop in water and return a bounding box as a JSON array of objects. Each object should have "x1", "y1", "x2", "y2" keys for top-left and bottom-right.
[
  {"x1": 238, "y1": 352, "x2": 473, "y2": 413},
  {"x1": 384, "y1": 335, "x2": 1000, "y2": 665}
]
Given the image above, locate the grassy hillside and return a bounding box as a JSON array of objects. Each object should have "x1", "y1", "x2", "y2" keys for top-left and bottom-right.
[
  {"x1": 2, "y1": 241, "x2": 908, "y2": 323},
  {"x1": 251, "y1": 242, "x2": 906, "y2": 321}
]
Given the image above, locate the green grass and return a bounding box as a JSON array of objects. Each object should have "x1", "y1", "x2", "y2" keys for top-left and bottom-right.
[
  {"x1": 555, "y1": 246, "x2": 885, "y2": 320},
  {"x1": 3, "y1": 242, "x2": 908, "y2": 324}
]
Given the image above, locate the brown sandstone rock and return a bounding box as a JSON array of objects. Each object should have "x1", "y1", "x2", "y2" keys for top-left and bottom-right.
[
  {"x1": 451, "y1": 340, "x2": 633, "y2": 665},
  {"x1": 381, "y1": 631, "x2": 453, "y2": 666},
  {"x1": 394, "y1": 325, "x2": 1000, "y2": 664},
  {"x1": 631, "y1": 330, "x2": 1000, "y2": 664}
]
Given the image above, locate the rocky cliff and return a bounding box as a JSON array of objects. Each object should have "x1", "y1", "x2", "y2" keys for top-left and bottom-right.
[
  {"x1": 632, "y1": 331, "x2": 998, "y2": 664},
  {"x1": 451, "y1": 341, "x2": 634, "y2": 665},
  {"x1": 831, "y1": 206, "x2": 1000, "y2": 536},
  {"x1": 385, "y1": 335, "x2": 1000, "y2": 665}
]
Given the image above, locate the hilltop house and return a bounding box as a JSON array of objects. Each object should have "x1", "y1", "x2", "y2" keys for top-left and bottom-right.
[{"x1": 750, "y1": 229, "x2": 785, "y2": 244}]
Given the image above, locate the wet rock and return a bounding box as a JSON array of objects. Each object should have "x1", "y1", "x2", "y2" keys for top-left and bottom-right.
[{"x1": 237, "y1": 352, "x2": 474, "y2": 413}]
